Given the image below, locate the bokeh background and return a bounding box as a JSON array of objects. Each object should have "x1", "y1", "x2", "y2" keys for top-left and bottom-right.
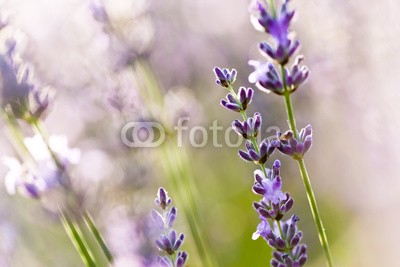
[{"x1": 0, "y1": 0, "x2": 399, "y2": 266}]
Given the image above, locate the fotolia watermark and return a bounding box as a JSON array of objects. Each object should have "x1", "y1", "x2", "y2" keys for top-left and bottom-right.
[{"x1": 120, "y1": 117, "x2": 280, "y2": 148}]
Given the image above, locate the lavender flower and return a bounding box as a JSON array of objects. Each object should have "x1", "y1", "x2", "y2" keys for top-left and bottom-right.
[
  {"x1": 0, "y1": 40, "x2": 52, "y2": 122},
  {"x1": 232, "y1": 112, "x2": 262, "y2": 139},
  {"x1": 213, "y1": 65, "x2": 307, "y2": 266},
  {"x1": 213, "y1": 67, "x2": 237, "y2": 88},
  {"x1": 239, "y1": 139, "x2": 278, "y2": 164},
  {"x1": 277, "y1": 125, "x2": 313, "y2": 160},
  {"x1": 213, "y1": 0, "x2": 335, "y2": 264},
  {"x1": 253, "y1": 161, "x2": 294, "y2": 221},
  {"x1": 284, "y1": 56, "x2": 309, "y2": 93},
  {"x1": 249, "y1": 56, "x2": 309, "y2": 95},
  {"x1": 1, "y1": 134, "x2": 80, "y2": 199},
  {"x1": 221, "y1": 87, "x2": 254, "y2": 112},
  {"x1": 254, "y1": 215, "x2": 307, "y2": 266},
  {"x1": 249, "y1": 60, "x2": 284, "y2": 95},
  {"x1": 151, "y1": 188, "x2": 188, "y2": 267},
  {"x1": 249, "y1": 0, "x2": 299, "y2": 65}
]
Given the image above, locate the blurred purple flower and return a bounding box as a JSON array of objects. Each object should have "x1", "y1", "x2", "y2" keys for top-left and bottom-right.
[
  {"x1": 1, "y1": 134, "x2": 80, "y2": 199},
  {"x1": 0, "y1": 41, "x2": 52, "y2": 122}
]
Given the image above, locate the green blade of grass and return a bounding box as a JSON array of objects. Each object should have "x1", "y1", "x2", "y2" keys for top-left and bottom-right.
[
  {"x1": 60, "y1": 209, "x2": 97, "y2": 267},
  {"x1": 83, "y1": 212, "x2": 114, "y2": 263}
]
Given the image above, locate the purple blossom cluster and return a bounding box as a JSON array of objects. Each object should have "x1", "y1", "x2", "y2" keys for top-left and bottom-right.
[
  {"x1": 213, "y1": 65, "x2": 308, "y2": 265},
  {"x1": 0, "y1": 37, "x2": 51, "y2": 123},
  {"x1": 151, "y1": 188, "x2": 188, "y2": 267},
  {"x1": 252, "y1": 161, "x2": 307, "y2": 267},
  {"x1": 248, "y1": 0, "x2": 309, "y2": 95},
  {"x1": 213, "y1": 0, "x2": 315, "y2": 264}
]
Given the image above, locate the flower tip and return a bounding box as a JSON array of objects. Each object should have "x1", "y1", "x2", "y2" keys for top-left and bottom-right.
[
  {"x1": 252, "y1": 232, "x2": 260, "y2": 240},
  {"x1": 273, "y1": 159, "x2": 281, "y2": 168}
]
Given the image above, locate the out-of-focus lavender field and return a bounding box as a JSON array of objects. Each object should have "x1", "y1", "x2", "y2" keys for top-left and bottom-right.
[{"x1": 0, "y1": 0, "x2": 399, "y2": 266}]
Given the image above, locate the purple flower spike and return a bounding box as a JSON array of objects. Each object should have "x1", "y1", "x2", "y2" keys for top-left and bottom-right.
[
  {"x1": 249, "y1": 61, "x2": 284, "y2": 95},
  {"x1": 277, "y1": 125, "x2": 313, "y2": 160},
  {"x1": 213, "y1": 67, "x2": 237, "y2": 88},
  {"x1": 152, "y1": 188, "x2": 189, "y2": 265}
]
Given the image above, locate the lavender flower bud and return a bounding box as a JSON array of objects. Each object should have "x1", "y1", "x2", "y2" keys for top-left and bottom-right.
[
  {"x1": 155, "y1": 187, "x2": 171, "y2": 210},
  {"x1": 239, "y1": 139, "x2": 278, "y2": 164},
  {"x1": 249, "y1": 61, "x2": 284, "y2": 95},
  {"x1": 166, "y1": 207, "x2": 177, "y2": 228},
  {"x1": 238, "y1": 87, "x2": 254, "y2": 110},
  {"x1": 213, "y1": 67, "x2": 237, "y2": 88},
  {"x1": 176, "y1": 251, "x2": 188, "y2": 267},
  {"x1": 249, "y1": 0, "x2": 299, "y2": 65},
  {"x1": 277, "y1": 125, "x2": 313, "y2": 160},
  {"x1": 220, "y1": 87, "x2": 254, "y2": 112},
  {"x1": 285, "y1": 56, "x2": 309, "y2": 93},
  {"x1": 232, "y1": 112, "x2": 262, "y2": 139}
]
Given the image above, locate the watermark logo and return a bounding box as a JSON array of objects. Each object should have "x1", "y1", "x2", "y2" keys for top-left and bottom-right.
[
  {"x1": 121, "y1": 117, "x2": 279, "y2": 148},
  {"x1": 121, "y1": 122, "x2": 166, "y2": 147}
]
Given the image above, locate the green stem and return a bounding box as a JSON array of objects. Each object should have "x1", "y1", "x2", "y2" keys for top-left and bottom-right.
[
  {"x1": 297, "y1": 159, "x2": 333, "y2": 267},
  {"x1": 277, "y1": 220, "x2": 284, "y2": 241},
  {"x1": 281, "y1": 67, "x2": 334, "y2": 267},
  {"x1": 83, "y1": 212, "x2": 114, "y2": 263},
  {"x1": 60, "y1": 209, "x2": 96, "y2": 267},
  {"x1": 1, "y1": 110, "x2": 34, "y2": 162}
]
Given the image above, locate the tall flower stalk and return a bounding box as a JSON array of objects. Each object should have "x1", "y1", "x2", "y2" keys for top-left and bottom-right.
[
  {"x1": 214, "y1": 0, "x2": 334, "y2": 266},
  {"x1": 248, "y1": 0, "x2": 333, "y2": 266},
  {"x1": 214, "y1": 66, "x2": 307, "y2": 266}
]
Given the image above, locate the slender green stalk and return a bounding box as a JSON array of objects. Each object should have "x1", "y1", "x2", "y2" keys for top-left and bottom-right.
[
  {"x1": 1, "y1": 110, "x2": 34, "y2": 162},
  {"x1": 283, "y1": 93, "x2": 298, "y2": 139},
  {"x1": 60, "y1": 209, "x2": 97, "y2": 267},
  {"x1": 83, "y1": 213, "x2": 114, "y2": 263},
  {"x1": 281, "y1": 66, "x2": 334, "y2": 267},
  {"x1": 297, "y1": 159, "x2": 333, "y2": 267}
]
